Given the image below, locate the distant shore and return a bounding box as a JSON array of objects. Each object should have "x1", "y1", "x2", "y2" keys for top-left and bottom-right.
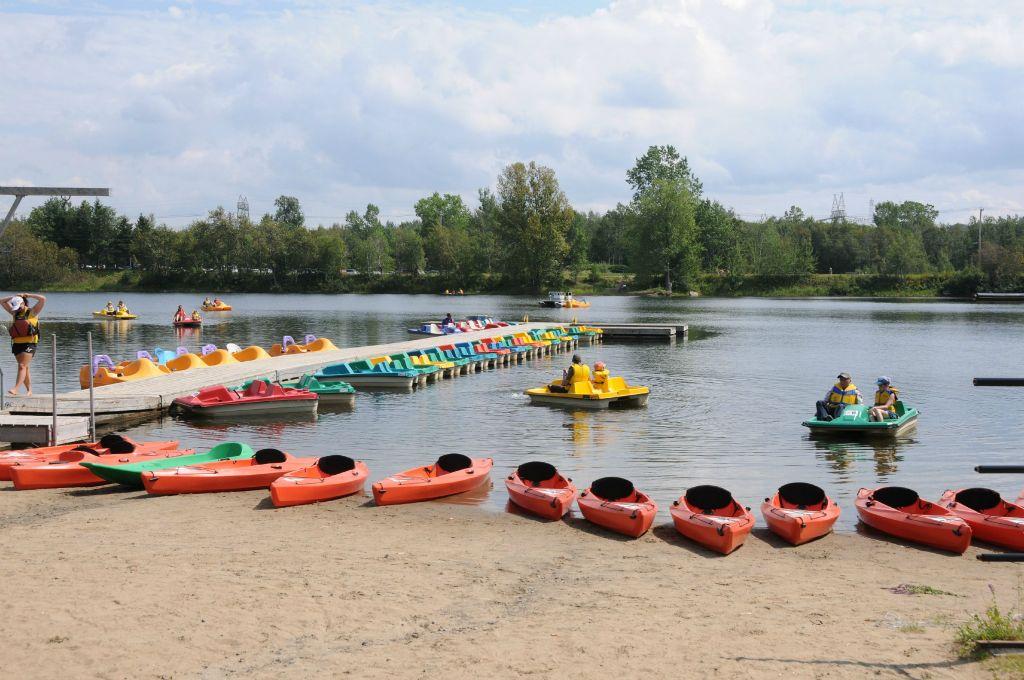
[{"x1": 0, "y1": 484, "x2": 1011, "y2": 678}]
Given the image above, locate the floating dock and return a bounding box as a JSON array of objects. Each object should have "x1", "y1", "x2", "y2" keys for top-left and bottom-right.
[
  {"x1": 975, "y1": 292, "x2": 1024, "y2": 302},
  {"x1": 575, "y1": 322, "x2": 687, "y2": 339},
  {"x1": 0, "y1": 323, "x2": 583, "y2": 444}
]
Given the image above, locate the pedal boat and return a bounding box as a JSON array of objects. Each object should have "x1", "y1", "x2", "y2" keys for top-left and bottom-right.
[
  {"x1": 803, "y1": 401, "x2": 918, "y2": 436},
  {"x1": 172, "y1": 380, "x2": 317, "y2": 418},
  {"x1": 525, "y1": 376, "x2": 649, "y2": 410}
]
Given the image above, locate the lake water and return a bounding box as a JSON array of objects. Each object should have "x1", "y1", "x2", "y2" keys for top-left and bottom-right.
[{"x1": 3, "y1": 292, "x2": 1022, "y2": 530}]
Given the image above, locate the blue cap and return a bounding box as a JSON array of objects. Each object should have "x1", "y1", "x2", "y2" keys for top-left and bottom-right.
[{"x1": 876, "y1": 376, "x2": 891, "y2": 385}]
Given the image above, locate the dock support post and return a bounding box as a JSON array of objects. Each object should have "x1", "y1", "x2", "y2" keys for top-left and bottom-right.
[
  {"x1": 87, "y1": 331, "x2": 96, "y2": 441},
  {"x1": 50, "y1": 334, "x2": 57, "y2": 446}
]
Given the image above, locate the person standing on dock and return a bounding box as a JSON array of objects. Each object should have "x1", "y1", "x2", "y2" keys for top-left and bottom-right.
[
  {"x1": 3, "y1": 293, "x2": 46, "y2": 396},
  {"x1": 815, "y1": 372, "x2": 861, "y2": 421}
]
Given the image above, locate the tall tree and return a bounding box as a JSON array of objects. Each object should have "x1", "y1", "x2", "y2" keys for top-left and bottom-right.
[
  {"x1": 628, "y1": 179, "x2": 700, "y2": 293},
  {"x1": 626, "y1": 145, "x2": 703, "y2": 201},
  {"x1": 273, "y1": 195, "x2": 304, "y2": 228}
]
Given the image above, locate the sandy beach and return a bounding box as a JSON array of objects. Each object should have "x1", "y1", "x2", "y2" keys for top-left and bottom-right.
[{"x1": 1, "y1": 482, "x2": 1018, "y2": 679}]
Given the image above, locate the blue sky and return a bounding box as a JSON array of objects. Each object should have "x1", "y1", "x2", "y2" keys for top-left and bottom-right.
[{"x1": 1, "y1": 0, "x2": 1022, "y2": 226}]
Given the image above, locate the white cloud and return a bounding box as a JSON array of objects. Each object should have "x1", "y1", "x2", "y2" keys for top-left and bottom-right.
[{"x1": 0, "y1": 0, "x2": 1021, "y2": 225}]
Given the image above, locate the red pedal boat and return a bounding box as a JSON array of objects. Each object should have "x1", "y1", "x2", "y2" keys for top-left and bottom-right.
[
  {"x1": 372, "y1": 454, "x2": 492, "y2": 506},
  {"x1": 270, "y1": 455, "x2": 370, "y2": 507},
  {"x1": 505, "y1": 461, "x2": 577, "y2": 520},
  {"x1": 0, "y1": 435, "x2": 179, "y2": 481},
  {"x1": 671, "y1": 485, "x2": 755, "y2": 554},
  {"x1": 142, "y1": 449, "x2": 313, "y2": 495},
  {"x1": 761, "y1": 482, "x2": 840, "y2": 545},
  {"x1": 940, "y1": 488, "x2": 1024, "y2": 550},
  {"x1": 855, "y1": 487, "x2": 971, "y2": 554},
  {"x1": 10, "y1": 447, "x2": 193, "y2": 490},
  {"x1": 172, "y1": 380, "x2": 318, "y2": 418},
  {"x1": 577, "y1": 477, "x2": 657, "y2": 538}
]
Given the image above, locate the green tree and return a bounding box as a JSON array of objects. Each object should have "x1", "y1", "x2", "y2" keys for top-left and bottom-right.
[
  {"x1": 565, "y1": 213, "x2": 590, "y2": 281},
  {"x1": 696, "y1": 200, "x2": 739, "y2": 273},
  {"x1": 494, "y1": 161, "x2": 575, "y2": 290},
  {"x1": 393, "y1": 226, "x2": 426, "y2": 274},
  {"x1": 273, "y1": 195, "x2": 304, "y2": 228},
  {"x1": 626, "y1": 145, "x2": 703, "y2": 201},
  {"x1": 628, "y1": 179, "x2": 701, "y2": 292}
]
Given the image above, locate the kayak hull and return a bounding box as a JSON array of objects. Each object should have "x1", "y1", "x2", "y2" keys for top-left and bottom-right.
[
  {"x1": 940, "y1": 489, "x2": 1024, "y2": 550},
  {"x1": 271, "y1": 460, "x2": 370, "y2": 507},
  {"x1": 505, "y1": 472, "x2": 577, "y2": 520},
  {"x1": 142, "y1": 456, "x2": 313, "y2": 495},
  {"x1": 577, "y1": 488, "x2": 657, "y2": 538},
  {"x1": 670, "y1": 497, "x2": 755, "y2": 554},
  {"x1": 10, "y1": 449, "x2": 192, "y2": 490},
  {"x1": 372, "y1": 458, "x2": 492, "y2": 505},
  {"x1": 82, "y1": 442, "x2": 255, "y2": 488},
  {"x1": 855, "y1": 487, "x2": 971, "y2": 554},
  {"x1": 0, "y1": 440, "x2": 179, "y2": 481},
  {"x1": 761, "y1": 495, "x2": 840, "y2": 545}
]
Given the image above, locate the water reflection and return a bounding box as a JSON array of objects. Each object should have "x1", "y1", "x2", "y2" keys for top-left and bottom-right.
[{"x1": 812, "y1": 437, "x2": 908, "y2": 478}]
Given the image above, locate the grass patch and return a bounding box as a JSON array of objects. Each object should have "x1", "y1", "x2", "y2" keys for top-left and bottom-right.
[
  {"x1": 986, "y1": 655, "x2": 1024, "y2": 679},
  {"x1": 955, "y1": 604, "x2": 1024, "y2": 658},
  {"x1": 899, "y1": 624, "x2": 925, "y2": 634},
  {"x1": 889, "y1": 583, "x2": 958, "y2": 596}
]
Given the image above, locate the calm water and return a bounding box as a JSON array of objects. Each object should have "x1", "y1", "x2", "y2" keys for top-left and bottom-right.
[{"x1": 3, "y1": 292, "x2": 1022, "y2": 530}]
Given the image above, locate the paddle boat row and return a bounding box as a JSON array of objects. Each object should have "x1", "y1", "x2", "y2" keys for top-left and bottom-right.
[
  {"x1": 78, "y1": 336, "x2": 338, "y2": 388},
  {"x1": 406, "y1": 315, "x2": 511, "y2": 336},
  {"x1": 802, "y1": 401, "x2": 919, "y2": 437}
]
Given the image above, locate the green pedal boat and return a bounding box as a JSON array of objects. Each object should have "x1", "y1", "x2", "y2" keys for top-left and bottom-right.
[
  {"x1": 279, "y1": 375, "x2": 355, "y2": 406},
  {"x1": 81, "y1": 442, "x2": 254, "y2": 488},
  {"x1": 802, "y1": 401, "x2": 918, "y2": 436}
]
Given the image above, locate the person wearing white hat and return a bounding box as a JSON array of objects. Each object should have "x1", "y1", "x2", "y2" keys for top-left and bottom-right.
[{"x1": 2, "y1": 292, "x2": 46, "y2": 396}]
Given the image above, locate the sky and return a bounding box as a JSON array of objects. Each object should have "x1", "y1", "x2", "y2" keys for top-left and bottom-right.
[{"x1": 1, "y1": 0, "x2": 1022, "y2": 227}]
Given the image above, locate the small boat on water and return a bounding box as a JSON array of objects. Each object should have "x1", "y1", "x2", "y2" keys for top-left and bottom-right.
[
  {"x1": 315, "y1": 361, "x2": 418, "y2": 390},
  {"x1": 406, "y1": 316, "x2": 508, "y2": 336},
  {"x1": 538, "y1": 292, "x2": 590, "y2": 308},
  {"x1": 93, "y1": 310, "x2": 138, "y2": 320},
  {"x1": 270, "y1": 455, "x2": 370, "y2": 507},
  {"x1": 577, "y1": 477, "x2": 657, "y2": 537},
  {"x1": 505, "y1": 461, "x2": 577, "y2": 520},
  {"x1": 761, "y1": 482, "x2": 840, "y2": 545},
  {"x1": 279, "y1": 374, "x2": 355, "y2": 405},
  {"x1": 940, "y1": 488, "x2": 1024, "y2": 550},
  {"x1": 975, "y1": 292, "x2": 1024, "y2": 302},
  {"x1": 372, "y1": 454, "x2": 492, "y2": 505},
  {"x1": 142, "y1": 449, "x2": 313, "y2": 495},
  {"x1": 855, "y1": 487, "x2": 971, "y2": 553},
  {"x1": 671, "y1": 485, "x2": 755, "y2": 554},
  {"x1": 173, "y1": 319, "x2": 202, "y2": 328},
  {"x1": 82, "y1": 442, "x2": 255, "y2": 488},
  {"x1": 201, "y1": 300, "x2": 232, "y2": 311},
  {"x1": 525, "y1": 375, "x2": 649, "y2": 410},
  {"x1": 0, "y1": 435, "x2": 179, "y2": 481},
  {"x1": 173, "y1": 380, "x2": 318, "y2": 418},
  {"x1": 802, "y1": 401, "x2": 918, "y2": 436}
]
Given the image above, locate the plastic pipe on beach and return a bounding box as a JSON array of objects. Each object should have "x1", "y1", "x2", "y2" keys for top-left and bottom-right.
[{"x1": 977, "y1": 553, "x2": 1024, "y2": 562}]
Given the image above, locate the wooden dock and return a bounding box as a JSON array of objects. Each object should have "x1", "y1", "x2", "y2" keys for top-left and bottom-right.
[
  {"x1": 0, "y1": 322, "x2": 577, "y2": 443},
  {"x1": 577, "y1": 322, "x2": 687, "y2": 339}
]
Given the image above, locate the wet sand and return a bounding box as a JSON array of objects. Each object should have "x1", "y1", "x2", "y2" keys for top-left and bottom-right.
[{"x1": 0, "y1": 482, "x2": 1016, "y2": 679}]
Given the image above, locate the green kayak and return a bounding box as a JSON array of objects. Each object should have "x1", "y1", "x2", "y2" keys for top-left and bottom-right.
[
  {"x1": 82, "y1": 442, "x2": 254, "y2": 488},
  {"x1": 802, "y1": 401, "x2": 918, "y2": 436}
]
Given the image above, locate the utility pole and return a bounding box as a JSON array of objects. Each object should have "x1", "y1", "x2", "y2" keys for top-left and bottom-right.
[{"x1": 978, "y1": 207, "x2": 984, "y2": 262}]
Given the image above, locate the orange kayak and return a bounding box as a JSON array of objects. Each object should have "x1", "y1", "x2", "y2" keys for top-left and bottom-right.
[
  {"x1": 270, "y1": 455, "x2": 370, "y2": 507},
  {"x1": 577, "y1": 477, "x2": 657, "y2": 538},
  {"x1": 505, "y1": 461, "x2": 577, "y2": 520},
  {"x1": 0, "y1": 435, "x2": 179, "y2": 481},
  {"x1": 671, "y1": 485, "x2": 755, "y2": 554},
  {"x1": 761, "y1": 482, "x2": 840, "y2": 545},
  {"x1": 142, "y1": 449, "x2": 313, "y2": 495},
  {"x1": 372, "y1": 454, "x2": 492, "y2": 506},
  {"x1": 10, "y1": 447, "x2": 193, "y2": 490},
  {"x1": 940, "y1": 488, "x2": 1024, "y2": 550},
  {"x1": 855, "y1": 487, "x2": 971, "y2": 554}
]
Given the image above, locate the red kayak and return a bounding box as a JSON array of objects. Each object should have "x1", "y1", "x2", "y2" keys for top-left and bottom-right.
[
  {"x1": 671, "y1": 485, "x2": 755, "y2": 554},
  {"x1": 142, "y1": 449, "x2": 313, "y2": 495},
  {"x1": 0, "y1": 435, "x2": 179, "y2": 481},
  {"x1": 270, "y1": 455, "x2": 370, "y2": 507},
  {"x1": 577, "y1": 477, "x2": 657, "y2": 538},
  {"x1": 761, "y1": 482, "x2": 840, "y2": 545},
  {"x1": 172, "y1": 381, "x2": 318, "y2": 418},
  {"x1": 855, "y1": 487, "x2": 971, "y2": 554},
  {"x1": 940, "y1": 488, "x2": 1024, "y2": 550},
  {"x1": 505, "y1": 461, "x2": 577, "y2": 520},
  {"x1": 10, "y1": 447, "x2": 193, "y2": 490},
  {"x1": 372, "y1": 454, "x2": 492, "y2": 506}
]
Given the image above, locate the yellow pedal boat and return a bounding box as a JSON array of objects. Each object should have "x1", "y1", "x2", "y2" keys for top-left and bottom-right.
[
  {"x1": 93, "y1": 310, "x2": 138, "y2": 320},
  {"x1": 201, "y1": 303, "x2": 232, "y2": 312},
  {"x1": 525, "y1": 376, "x2": 649, "y2": 410}
]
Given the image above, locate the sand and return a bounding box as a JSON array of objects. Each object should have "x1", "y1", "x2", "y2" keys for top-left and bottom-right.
[{"x1": 0, "y1": 482, "x2": 1018, "y2": 679}]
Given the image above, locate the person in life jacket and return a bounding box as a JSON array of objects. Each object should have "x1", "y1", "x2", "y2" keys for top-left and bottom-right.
[
  {"x1": 203, "y1": 297, "x2": 212, "y2": 307},
  {"x1": 562, "y1": 354, "x2": 590, "y2": 386},
  {"x1": 592, "y1": 361, "x2": 609, "y2": 389},
  {"x1": 190, "y1": 310, "x2": 202, "y2": 322},
  {"x1": 104, "y1": 301, "x2": 115, "y2": 313},
  {"x1": 815, "y1": 372, "x2": 862, "y2": 421},
  {"x1": 870, "y1": 376, "x2": 899, "y2": 421},
  {"x1": 4, "y1": 293, "x2": 46, "y2": 396},
  {"x1": 116, "y1": 300, "x2": 129, "y2": 314},
  {"x1": 173, "y1": 305, "x2": 187, "y2": 323}
]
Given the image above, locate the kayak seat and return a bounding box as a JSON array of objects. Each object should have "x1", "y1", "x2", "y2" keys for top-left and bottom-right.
[
  {"x1": 517, "y1": 461, "x2": 558, "y2": 486},
  {"x1": 317, "y1": 455, "x2": 356, "y2": 476},
  {"x1": 686, "y1": 485, "x2": 734, "y2": 514},
  {"x1": 72, "y1": 444, "x2": 102, "y2": 455},
  {"x1": 954, "y1": 487, "x2": 1002, "y2": 512},
  {"x1": 98, "y1": 434, "x2": 136, "y2": 454},
  {"x1": 436, "y1": 453, "x2": 473, "y2": 474},
  {"x1": 778, "y1": 482, "x2": 827, "y2": 509},
  {"x1": 254, "y1": 449, "x2": 288, "y2": 465},
  {"x1": 591, "y1": 477, "x2": 634, "y2": 502},
  {"x1": 244, "y1": 380, "x2": 274, "y2": 398},
  {"x1": 873, "y1": 486, "x2": 919, "y2": 509},
  {"x1": 895, "y1": 401, "x2": 906, "y2": 416}
]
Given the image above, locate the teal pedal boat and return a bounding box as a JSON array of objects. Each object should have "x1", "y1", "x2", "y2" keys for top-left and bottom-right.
[{"x1": 803, "y1": 401, "x2": 918, "y2": 436}]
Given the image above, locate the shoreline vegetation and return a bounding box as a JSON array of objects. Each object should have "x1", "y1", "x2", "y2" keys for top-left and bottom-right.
[{"x1": 4, "y1": 145, "x2": 1021, "y2": 299}]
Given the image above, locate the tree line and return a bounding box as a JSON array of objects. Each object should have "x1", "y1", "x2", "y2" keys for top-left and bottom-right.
[{"x1": 4, "y1": 146, "x2": 1023, "y2": 295}]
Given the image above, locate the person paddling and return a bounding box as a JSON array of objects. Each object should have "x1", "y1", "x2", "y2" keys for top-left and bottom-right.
[
  {"x1": 550, "y1": 354, "x2": 590, "y2": 393},
  {"x1": 815, "y1": 372, "x2": 861, "y2": 421},
  {"x1": 3, "y1": 293, "x2": 46, "y2": 396}
]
